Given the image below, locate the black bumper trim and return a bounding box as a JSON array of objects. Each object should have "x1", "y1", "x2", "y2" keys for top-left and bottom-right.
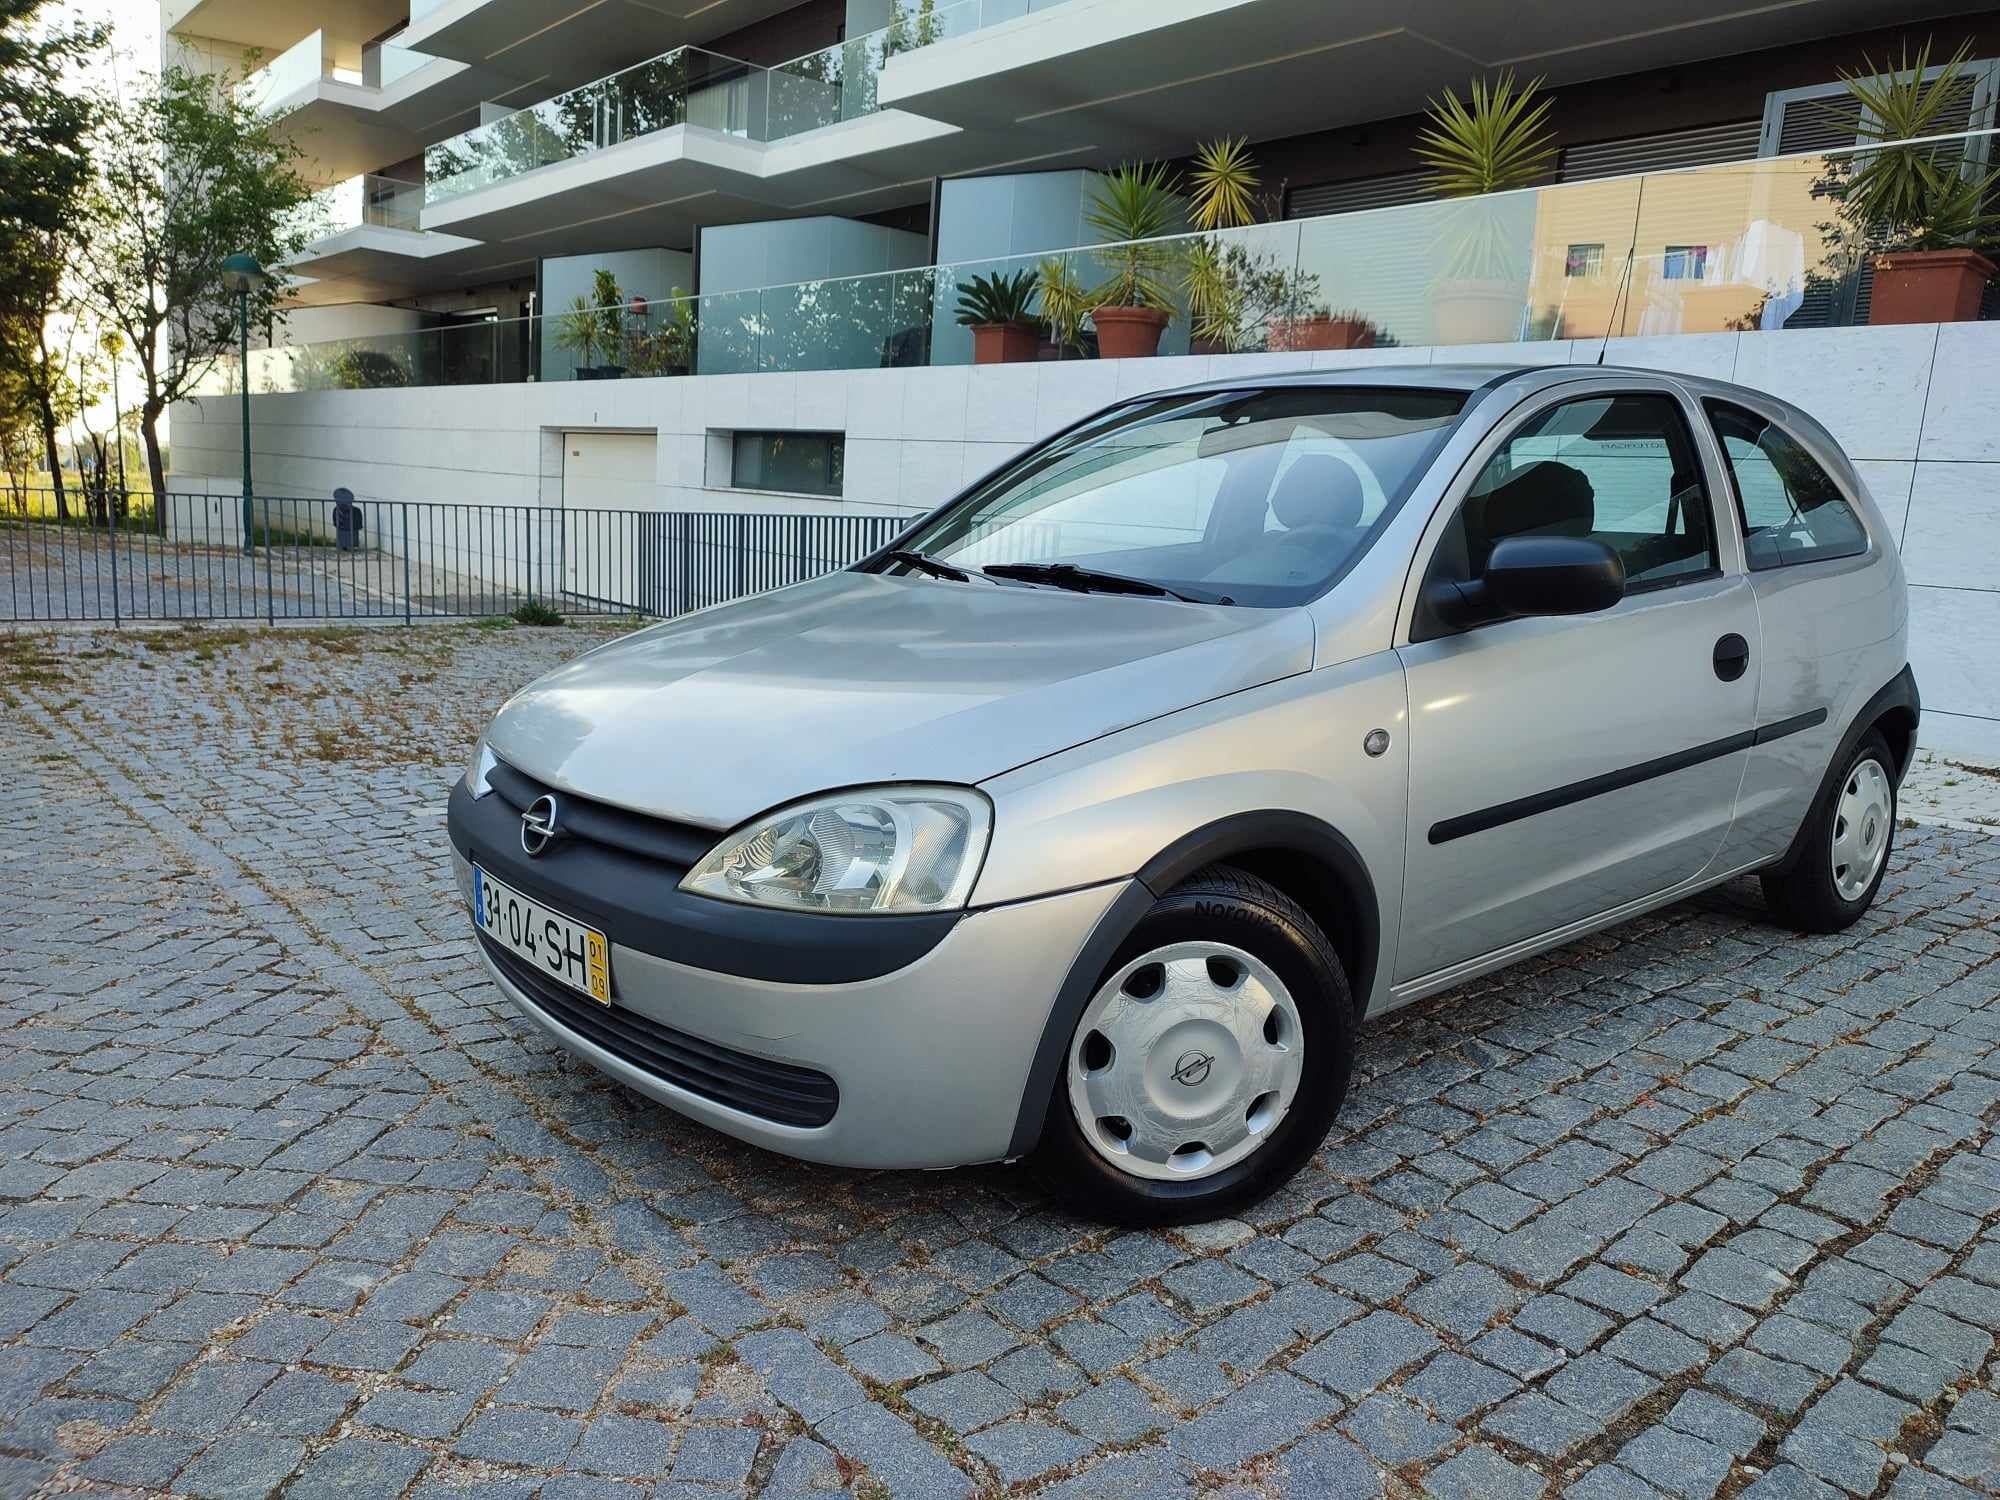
[
  {"x1": 483, "y1": 936, "x2": 839, "y2": 1128},
  {"x1": 448, "y1": 781, "x2": 958, "y2": 984}
]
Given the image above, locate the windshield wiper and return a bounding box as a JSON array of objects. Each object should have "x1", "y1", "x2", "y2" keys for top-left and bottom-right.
[
  {"x1": 883, "y1": 549, "x2": 970, "y2": 582},
  {"x1": 981, "y1": 562, "x2": 1227, "y2": 605}
]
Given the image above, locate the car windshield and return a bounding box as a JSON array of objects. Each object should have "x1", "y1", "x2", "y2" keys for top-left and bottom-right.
[{"x1": 883, "y1": 386, "x2": 1470, "y2": 607}]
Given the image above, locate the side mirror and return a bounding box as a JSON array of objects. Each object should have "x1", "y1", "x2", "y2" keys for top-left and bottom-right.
[{"x1": 1424, "y1": 535, "x2": 1625, "y2": 632}]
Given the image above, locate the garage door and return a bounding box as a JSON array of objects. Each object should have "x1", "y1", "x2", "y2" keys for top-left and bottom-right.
[{"x1": 562, "y1": 431, "x2": 657, "y2": 605}]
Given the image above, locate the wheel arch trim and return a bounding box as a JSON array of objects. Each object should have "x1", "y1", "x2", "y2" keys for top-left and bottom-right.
[
  {"x1": 1772, "y1": 662, "x2": 1920, "y2": 876},
  {"x1": 1005, "y1": 810, "x2": 1381, "y2": 1158}
]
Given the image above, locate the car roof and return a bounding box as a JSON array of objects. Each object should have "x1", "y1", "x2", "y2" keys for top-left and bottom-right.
[{"x1": 1145, "y1": 360, "x2": 1806, "y2": 414}]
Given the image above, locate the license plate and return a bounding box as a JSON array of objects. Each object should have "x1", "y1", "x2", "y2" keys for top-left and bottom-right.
[{"x1": 472, "y1": 865, "x2": 612, "y2": 1006}]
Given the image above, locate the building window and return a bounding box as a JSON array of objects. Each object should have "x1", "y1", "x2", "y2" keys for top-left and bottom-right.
[
  {"x1": 1662, "y1": 245, "x2": 1710, "y2": 280},
  {"x1": 732, "y1": 431, "x2": 845, "y2": 497},
  {"x1": 1565, "y1": 243, "x2": 1605, "y2": 278}
]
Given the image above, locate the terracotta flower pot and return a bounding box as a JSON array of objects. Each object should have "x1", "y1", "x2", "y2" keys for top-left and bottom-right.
[
  {"x1": 1431, "y1": 280, "x2": 1525, "y2": 346},
  {"x1": 1091, "y1": 305, "x2": 1170, "y2": 360},
  {"x1": 970, "y1": 323, "x2": 1042, "y2": 365},
  {"x1": 1868, "y1": 249, "x2": 1997, "y2": 326},
  {"x1": 1269, "y1": 315, "x2": 1375, "y2": 352}
]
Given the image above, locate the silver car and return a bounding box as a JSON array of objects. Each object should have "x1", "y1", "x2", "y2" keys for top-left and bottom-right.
[{"x1": 449, "y1": 365, "x2": 1918, "y2": 1225}]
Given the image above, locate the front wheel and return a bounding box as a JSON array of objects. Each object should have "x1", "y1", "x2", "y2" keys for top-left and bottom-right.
[
  {"x1": 1034, "y1": 866, "x2": 1355, "y2": 1227},
  {"x1": 1761, "y1": 729, "x2": 1898, "y2": 933}
]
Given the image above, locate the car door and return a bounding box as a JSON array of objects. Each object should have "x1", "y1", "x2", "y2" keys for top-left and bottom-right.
[{"x1": 1393, "y1": 380, "x2": 1761, "y2": 986}]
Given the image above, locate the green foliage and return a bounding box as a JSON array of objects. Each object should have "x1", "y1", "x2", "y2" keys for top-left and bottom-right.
[
  {"x1": 1035, "y1": 257, "x2": 1090, "y2": 350},
  {"x1": 1838, "y1": 40, "x2": 2000, "y2": 252},
  {"x1": 1084, "y1": 162, "x2": 1183, "y2": 312},
  {"x1": 627, "y1": 290, "x2": 696, "y2": 375},
  {"x1": 953, "y1": 270, "x2": 1038, "y2": 327},
  {"x1": 512, "y1": 600, "x2": 565, "y2": 626},
  {"x1": 1187, "y1": 137, "x2": 1260, "y2": 232},
  {"x1": 75, "y1": 64, "x2": 316, "y2": 499},
  {"x1": 554, "y1": 294, "x2": 602, "y2": 367},
  {"x1": 1184, "y1": 238, "x2": 1326, "y2": 351},
  {"x1": 590, "y1": 267, "x2": 627, "y2": 362},
  {"x1": 1415, "y1": 71, "x2": 1556, "y2": 197}
]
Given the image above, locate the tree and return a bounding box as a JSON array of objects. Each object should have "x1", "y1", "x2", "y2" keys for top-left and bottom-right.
[
  {"x1": 0, "y1": 0, "x2": 107, "y2": 516},
  {"x1": 1, "y1": 239, "x2": 91, "y2": 517},
  {"x1": 75, "y1": 64, "x2": 315, "y2": 502}
]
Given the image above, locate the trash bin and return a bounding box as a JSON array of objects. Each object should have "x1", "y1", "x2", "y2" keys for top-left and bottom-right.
[{"x1": 332, "y1": 487, "x2": 364, "y2": 551}]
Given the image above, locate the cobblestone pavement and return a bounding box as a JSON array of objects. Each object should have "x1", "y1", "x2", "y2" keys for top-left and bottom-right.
[{"x1": 2, "y1": 621, "x2": 1998, "y2": 1500}]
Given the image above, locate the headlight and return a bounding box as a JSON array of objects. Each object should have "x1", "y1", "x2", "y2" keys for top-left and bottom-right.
[
  {"x1": 682, "y1": 786, "x2": 991, "y2": 915},
  {"x1": 464, "y1": 735, "x2": 498, "y2": 798}
]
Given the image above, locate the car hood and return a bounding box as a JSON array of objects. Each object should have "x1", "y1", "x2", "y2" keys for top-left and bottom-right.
[{"x1": 486, "y1": 570, "x2": 1314, "y2": 828}]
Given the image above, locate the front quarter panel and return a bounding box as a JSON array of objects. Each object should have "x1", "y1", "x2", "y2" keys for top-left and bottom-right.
[{"x1": 973, "y1": 650, "x2": 1409, "y2": 1016}]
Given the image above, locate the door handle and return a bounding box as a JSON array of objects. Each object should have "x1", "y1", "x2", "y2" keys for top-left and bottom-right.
[{"x1": 1713, "y1": 633, "x2": 1750, "y2": 683}]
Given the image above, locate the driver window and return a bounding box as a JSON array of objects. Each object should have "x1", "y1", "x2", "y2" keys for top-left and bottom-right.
[{"x1": 1438, "y1": 393, "x2": 1718, "y2": 598}]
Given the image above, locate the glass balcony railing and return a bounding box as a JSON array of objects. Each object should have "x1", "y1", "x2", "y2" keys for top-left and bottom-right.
[
  {"x1": 293, "y1": 173, "x2": 427, "y2": 244},
  {"x1": 238, "y1": 30, "x2": 339, "y2": 115},
  {"x1": 210, "y1": 128, "x2": 1999, "y2": 398},
  {"x1": 238, "y1": 28, "x2": 441, "y2": 116},
  {"x1": 425, "y1": 0, "x2": 1075, "y2": 204}
]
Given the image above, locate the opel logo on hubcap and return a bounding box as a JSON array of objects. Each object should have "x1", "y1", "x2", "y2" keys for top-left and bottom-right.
[
  {"x1": 1171, "y1": 1050, "x2": 1214, "y2": 1087},
  {"x1": 520, "y1": 794, "x2": 561, "y2": 857}
]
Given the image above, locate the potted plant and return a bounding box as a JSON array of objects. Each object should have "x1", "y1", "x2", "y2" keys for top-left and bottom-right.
[
  {"x1": 1084, "y1": 161, "x2": 1181, "y2": 358},
  {"x1": 1837, "y1": 41, "x2": 1998, "y2": 324},
  {"x1": 954, "y1": 269, "x2": 1041, "y2": 363},
  {"x1": 1414, "y1": 70, "x2": 1555, "y2": 344},
  {"x1": 1183, "y1": 137, "x2": 1260, "y2": 353},
  {"x1": 1034, "y1": 255, "x2": 1091, "y2": 358},
  {"x1": 554, "y1": 293, "x2": 602, "y2": 378},
  {"x1": 592, "y1": 268, "x2": 628, "y2": 378},
  {"x1": 1269, "y1": 305, "x2": 1376, "y2": 351}
]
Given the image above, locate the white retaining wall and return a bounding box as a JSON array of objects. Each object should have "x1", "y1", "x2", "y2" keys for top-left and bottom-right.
[{"x1": 169, "y1": 322, "x2": 2000, "y2": 757}]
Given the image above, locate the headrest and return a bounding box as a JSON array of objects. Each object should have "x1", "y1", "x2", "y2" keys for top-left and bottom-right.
[
  {"x1": 1480, "y1": 460, "x2": 1595, "y2": 543},
  {"x1": 1270, "y1": 456, "x2": 1365, "y2": 531}
]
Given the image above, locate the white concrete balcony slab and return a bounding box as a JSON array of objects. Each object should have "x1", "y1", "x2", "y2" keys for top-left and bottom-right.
[
  {"x1": 400, "y1": 0, "x2": 803, "y2": 99},
  {"x1": 877, "y1": 0, "x2": 1954, "y2": 155}
]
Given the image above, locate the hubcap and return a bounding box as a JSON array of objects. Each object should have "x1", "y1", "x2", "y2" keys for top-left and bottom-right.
[
  {"x1": 1831, "y1": 756, "x2": 1893, "y2": 902},
  {"x1": 1066, "y1": 941, "x2": 1306, "y2": 1182}
]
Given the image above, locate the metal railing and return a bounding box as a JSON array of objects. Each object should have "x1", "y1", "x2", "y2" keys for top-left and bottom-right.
[{"x1": 0, "y1": 491, "x2": 913, "y2": 626}]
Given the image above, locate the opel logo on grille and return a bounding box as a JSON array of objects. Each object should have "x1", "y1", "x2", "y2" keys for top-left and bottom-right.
[
  {"x1": 1171, "y1": 1050, "x2": 1214, "y2": 1087},
  {"x1": 520, "y1": 794, "x2": 561, "y2": 857}
]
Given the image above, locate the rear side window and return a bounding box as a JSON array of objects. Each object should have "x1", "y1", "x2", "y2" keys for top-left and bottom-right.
[{"x1": 1706, "y1": 401, "x2": 1868, "y2": 570}]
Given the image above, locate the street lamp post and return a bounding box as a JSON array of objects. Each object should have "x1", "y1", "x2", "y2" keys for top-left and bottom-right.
[{"x1": 220, "y1": 253, "x2": 267, "y2": 554}]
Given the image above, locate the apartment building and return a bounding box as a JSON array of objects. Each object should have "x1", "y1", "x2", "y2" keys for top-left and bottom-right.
[{"x1": 164, "y1": 0, "x2": 2000, "y2": 752}]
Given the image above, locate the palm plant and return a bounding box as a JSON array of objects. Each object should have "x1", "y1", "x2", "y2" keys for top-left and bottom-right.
[
  {"x1": 554, "y1": 293, "x2": 601, "y2": 371},
  {"x1": 591, "y1": 268, "x2": 627, "y2": 367},
  {"x1": 1187, "y1": 136, "x2": 1260, "y2": 231},
  {"x1": 1084, "y1": 161, "x2": 1183, "y2": 312},
  {"x1": 1414, "y1": 71, "x2": 1556, "y2": 198},
  {"x1": 1839, "y1": 40, "x2": 2000, "y2": 252},
  {"x1": 953, "y1": 269, "x2": 1038, "y2": 327}
]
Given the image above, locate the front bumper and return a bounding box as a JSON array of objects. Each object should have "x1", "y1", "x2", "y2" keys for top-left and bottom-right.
[{"x1": 452, "y1": 850, "x2": 1128, "y2": 1168}]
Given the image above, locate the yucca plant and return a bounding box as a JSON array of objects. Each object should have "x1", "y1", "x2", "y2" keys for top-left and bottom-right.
[
  {"x1": 1035, "y1": 256, "x2": 1091, "y2": 349},
  {"x1": 1084, "y1": 161, "x2": 1183, "y2": 311},
  {"x1": 1187, "y1": 136, "x2": 1261, "y2": 231},
  {"x1": 953, "y1": 269, "x2": 1038, "y2": 327},
  {"x1": 1414, "y1": 71, "x2": 1556, "y2": 198},
  {"x1": 1839, "y1": 40, "x2": 2000, "y2": 252}
]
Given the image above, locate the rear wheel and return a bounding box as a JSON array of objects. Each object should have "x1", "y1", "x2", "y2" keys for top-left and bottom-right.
[
  {"x1": 1761, "y1": 729, "x2": 1897, "y2": 933},
  {"x1": 1035, "y1": 866, "x2": 1355, "y2": 1227}
]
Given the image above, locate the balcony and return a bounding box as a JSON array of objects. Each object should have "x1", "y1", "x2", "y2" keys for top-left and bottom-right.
[
  {"x1": 283, "y1": 173, "x2": 503, "y2": 306},
  {"x1": 416, "y1": 5, "x2": 1092, "y2": 253},
  {"x1": 878, "y1": 0, "x2": 1946, "y2": 158},
  {"x1": 234, "y1": 130, "x2": 2000, "y2": 394},
  {"x1": 238, "y1": 28, "x2": 504, "y2": 182}
]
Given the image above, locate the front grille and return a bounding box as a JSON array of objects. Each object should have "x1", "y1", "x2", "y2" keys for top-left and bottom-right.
[
  {"x1": 483, "y1": 937, "x2": 839, "y2": 1128},
  {"x1": 488, "y1": 760, "x2": 714, "y2": 872}
]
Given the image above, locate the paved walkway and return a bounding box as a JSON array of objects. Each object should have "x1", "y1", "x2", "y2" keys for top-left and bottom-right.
[{"x1": 1, "y1": 622, "x2": 1997, "y2": 1499}]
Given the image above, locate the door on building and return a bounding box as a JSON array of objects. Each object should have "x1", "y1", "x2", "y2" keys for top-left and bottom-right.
[{"x1": 561, "y1": 431, "x2": 658, "y2": 606}]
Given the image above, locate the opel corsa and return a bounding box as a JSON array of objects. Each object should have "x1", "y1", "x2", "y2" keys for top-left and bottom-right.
[{"x1": 449, "y1": 366, "x2": 1919, "y2": 1225}]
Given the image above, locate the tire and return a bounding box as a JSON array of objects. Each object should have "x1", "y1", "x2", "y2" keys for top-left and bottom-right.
[
  {"x1": 1034, "y1": 864, "x2": 1355, "y2": 1227},
  {"x1": 1761, "y1": 728, "x2": 1898, "y2": 934}
]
